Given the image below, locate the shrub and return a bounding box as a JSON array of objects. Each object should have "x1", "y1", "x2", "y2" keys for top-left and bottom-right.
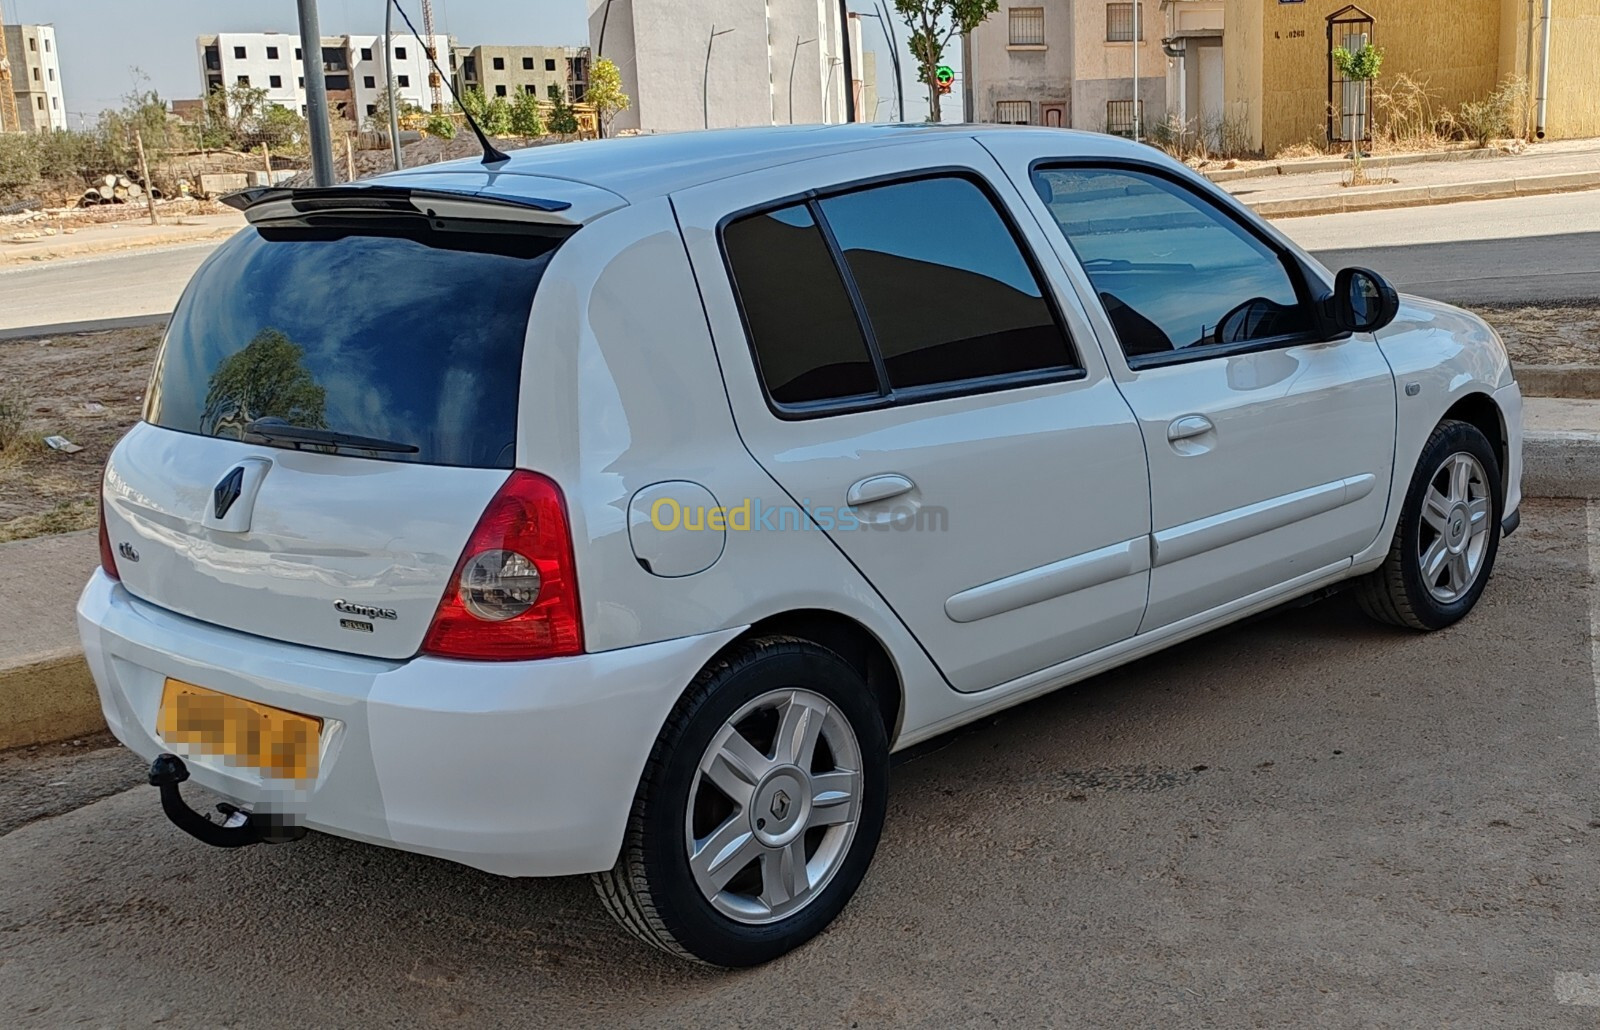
[
  {"x1": 1452, "y1": 77, "x2": 1529, "y2": 147},
  {"x1": 0, "y1": 385, "x2": 28, "y2": 452},
  {"x1": 424, "y1": 111, "x2": 457, "y2": 139},
  {"x1": 509, "y1": 89, "x2": 545, "y2": 137}
]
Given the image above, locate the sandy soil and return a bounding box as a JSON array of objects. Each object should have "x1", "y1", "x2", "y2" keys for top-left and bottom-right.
[
  {"x1": 0, "y1": 324, "x2": 161, "y2": 541},
  {"x1": 0, "y1": 305, "x2": 1593, "y2": 542}
]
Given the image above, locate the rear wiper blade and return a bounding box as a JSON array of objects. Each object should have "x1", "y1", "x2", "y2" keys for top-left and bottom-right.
[{"x1": 243, "y1": 419, "x2": 419, "y2": 454}]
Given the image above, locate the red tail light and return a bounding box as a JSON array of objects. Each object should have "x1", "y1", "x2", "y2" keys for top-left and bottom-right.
[
  {"x1": 98, "y1": 489, "x2": 120, "y2": 581},
  {"x1": 421, "y1": 470, "x2": 583, "y2": 660}
]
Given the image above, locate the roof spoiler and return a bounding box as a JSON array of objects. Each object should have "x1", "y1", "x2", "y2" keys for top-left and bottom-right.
[{"x1": 221, "y1": 183, "x2": 579, "y2": 228}]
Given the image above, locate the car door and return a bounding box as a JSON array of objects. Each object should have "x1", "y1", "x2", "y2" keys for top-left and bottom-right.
[
  {"x1": 986, "y1": 145, "x2": 1396, "y2": 631},
  {"x1": 672, "y1": 139, "x2": 1152, "y2": 693}
]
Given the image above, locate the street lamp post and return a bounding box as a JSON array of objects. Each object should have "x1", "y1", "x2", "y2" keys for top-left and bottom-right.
[
  {"x1": 788, "y1": 36, "x2": 816, "y2": 124},
  {"x1": 703, "y1": 25, "x2": 735, "y2": 130}
]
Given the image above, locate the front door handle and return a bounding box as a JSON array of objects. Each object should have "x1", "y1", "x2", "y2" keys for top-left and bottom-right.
[
  {"x1": 847, "y1": 474, "x2": 915, "y2": 507},
  {"x1": 1166, "y1": 415, "x2": 1215, "y2": 442}
]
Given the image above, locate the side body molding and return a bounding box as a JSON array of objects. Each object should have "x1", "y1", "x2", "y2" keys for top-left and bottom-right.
[
  {"x1": 946, "y1": 538, "x2": 1151, "y2": 624},
  {"x1": 1152, "y1": 474, "x2": 1378, "y2": 567}
]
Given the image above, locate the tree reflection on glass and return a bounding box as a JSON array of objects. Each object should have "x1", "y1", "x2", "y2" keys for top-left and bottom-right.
[{"x1": 200, "y1": 329, "x2": 328, "y2": 438}]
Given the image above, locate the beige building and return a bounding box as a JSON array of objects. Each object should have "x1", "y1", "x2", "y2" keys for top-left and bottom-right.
[
  {"x1": 1223, "y1": 0, "x2": 1600, "y2": 154},
  {"x1": 965, "y1": 2, "x2": 1167, "y2": 133},
  {"x1": 3, "y1": 23, "x2": 67, "y2": 133},
  {"x1": 452, "y1": 45, "x2": 590, "y2": 102}
]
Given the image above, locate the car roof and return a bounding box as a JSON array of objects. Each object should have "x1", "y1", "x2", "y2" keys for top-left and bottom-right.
[{"x1": 373, "y1": 123, "x2": 1159, "y2": 206}]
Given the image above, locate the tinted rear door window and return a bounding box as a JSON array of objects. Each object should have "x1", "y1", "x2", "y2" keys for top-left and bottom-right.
[
  {"x1": 722, "y1": 204, "x2": 879, "y2": 406},
  {"x1": 817, "y1": 176, "x2": 1074, "y2": 390},
  {"x1": 148, "y1": 225, "x2": 562, "y2": 468}
]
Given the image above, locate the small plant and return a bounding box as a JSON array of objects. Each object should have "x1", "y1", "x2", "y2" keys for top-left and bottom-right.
[
  {"x1": 1451, "y1": 77, "x2": 1530, "y2": 147},
  {"x1": 0, "y1": 385, "x2": 28, "y2": 451},
  {"x1": 509, "y1": 89, "x2": 545, "y2": 137},
  {"x1": 546, "y1": 85, "x2": 580, "y2": 136},
  {"x1": 423, "y1": 110, "x2": 457, "y2": 139},
  {"x1": 1332, "y1": 42, "x2": 1384, "y2": 180}
]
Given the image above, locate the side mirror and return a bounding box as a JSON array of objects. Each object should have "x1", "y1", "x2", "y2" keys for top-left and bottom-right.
[{"x1": 1332, "y1": 267, "x2": 1400, "y2": 334}]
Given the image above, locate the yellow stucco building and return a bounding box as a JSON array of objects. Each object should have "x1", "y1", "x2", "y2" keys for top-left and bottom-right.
[{"x1": 1222, "y1": 0, "x2": 1600, "y2": 154}]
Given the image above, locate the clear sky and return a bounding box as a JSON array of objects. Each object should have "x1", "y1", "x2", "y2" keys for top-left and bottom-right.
[{"x1": 6, "y1": 0, "x2": 946, "y2": 128}]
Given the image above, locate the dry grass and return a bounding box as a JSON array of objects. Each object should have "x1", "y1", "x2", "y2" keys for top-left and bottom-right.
[
  {"x1": 1473, "y1": 303, "x2": 1600, "y2": 367},
  {"x1": 0, "y1": 324, "x2": 160, "y2": 542},
  {"x1": 0, "y1": 383, "x2": 25, "y2": 451},
  {"x1": 1272, "y1": 140, "x2": 1326, "y2": 161}
]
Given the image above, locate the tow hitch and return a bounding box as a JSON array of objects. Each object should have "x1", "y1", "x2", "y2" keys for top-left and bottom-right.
[{"x1": 148, "y1": 753, "x2": 306, "y2": 848}]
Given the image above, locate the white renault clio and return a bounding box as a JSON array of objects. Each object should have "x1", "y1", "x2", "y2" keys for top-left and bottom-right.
[{"x1": 81, "y1": 124, "x2": 1522, "y2": 966}]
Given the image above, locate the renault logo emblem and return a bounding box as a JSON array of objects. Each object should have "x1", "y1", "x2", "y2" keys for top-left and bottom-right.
[
  {"x1": 770, "y1": 790, "x2": 792, "y2": 820},
  {"x1": 213, "y1": 467, "x2": 246, "y2": 519}
]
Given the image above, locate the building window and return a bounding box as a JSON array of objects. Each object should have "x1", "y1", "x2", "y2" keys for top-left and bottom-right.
[
  {"x1": 326, "y1": 75, "x2": 350, "y2": 91},
  {"x1": 298, "y1": 77, "x2": 305, "y2": 87},
  {"x1": 996, "y1": 100, "x2": 1031, "y2": 124},
  {"x1": 545, "y1": 58, "x2": 557, "y2": 71},
  {"x1": 364, "y1": 75, "x2": 376, "y2": 88},
  {"x1": 1009, "y1": 8, "x2": 1045, "y2": 47},
  {"x1": 463, "y1": 56, "x2": 477, "y2": 77},
  {"x1": 524, "y1": 84, "x2": 537, "y2": 94},
  {"x1": 269, "y1": 75, "x2": 282, "y2": 88},
  {"x1": 28, "y1": 37, "x2": 35, "y2": 51},
  {"x1": 361, "y1": 47, "x2": 373, "y2": 61},
  {"x1": 1105, "y1": 98, "x2": 1144, "y2": 135},
  {"x1": 397, "y1": 75, "x2": 410, "y2": 87},
  {"x1": 234, "y1": 45, "x2": 247, "y2": 59},
  {"x1": 1106, "y1": 3, "x2": 1142, "y2": 42},
  {"x1": 44, "y1": 37, "x2": 50, "y2": 52},
  {"x1": 493, "y1": 56, "x2": 505, "y2": 70},
  {"x1": 36, "y1": 96, "x2": 44, "y2": 109},
  {"x1": 51, "y1": 96, "x2": 58, "y2": 109},
  {"x1": 522, "y1": 56, "x2": 534, "y2": 70},
  {"x1": 367, "y1": 104, "x2": 378, "y2": 117},
  {"x1": 31, "y1": 67, "x2": 38, "y2": 81},
  {"x1": 395, "y1": 46, "x2": 407, "y2": 59},
  {"x1": 495, "y1": 84, "x2": 508, "y2": 97},
  {"x1": 237, "y1": 75, "x2": 251, "y2": 87},
  {"x1": 47, "y1": 68, "x2": 55, "y2": 81},
  {"x1": 267, "y1": 46, "x2": 279, "y2": 60},
  {"x1": 295, "y1": 48, "x2": 303, "y2": 60}
]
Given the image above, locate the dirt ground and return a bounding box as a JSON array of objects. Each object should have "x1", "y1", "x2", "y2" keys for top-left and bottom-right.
[
  {"x1": 0, "y1": 324, "x2": 161, "y2": 542},
  {"x1": 0, "y1": 306, "x2": 1593, "y2": 543}
]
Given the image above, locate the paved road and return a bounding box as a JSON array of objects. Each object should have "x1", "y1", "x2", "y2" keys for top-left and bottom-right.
[
  {"x1": 0, "y1": 243, "x2": 216, "y2": 334},
  {"x1": 4, "y1": 499, "x2": 1599, "y2": 1027},
  {"x1": 1285, "y1": 191, "x2": 1600, "y2": 304}
]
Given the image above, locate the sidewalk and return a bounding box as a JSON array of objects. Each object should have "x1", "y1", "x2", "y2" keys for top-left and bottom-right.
[
  {"x1": 0, "y1": 212, "x2": 244, "y2": 268},
  {"x1": 4, "y1": 397, "x2": 1598, "y2": 751},
  {"x1": 1219, "y1": 143, "x2": 1600, "y2": 218}
]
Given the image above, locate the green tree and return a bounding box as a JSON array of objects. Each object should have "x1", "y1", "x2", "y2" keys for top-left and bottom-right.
[
  {"x1": 546, "y1": 84, "x2": 579, "y2": 135},
  {"x1": 424, "y1": 109, "x2": 458, "y2": 139},
  {"x1": 460, "y1": 86, "x2": 512, "y2": 137},
  {"x1": 1332, "y1": 43, "x2": 1383, "y2": 173},
  {"x1": 894, "y1": 0, "x2": 998, "y2": 123},
  {"x1": 509, "y1": 88, "x2": 545, "y2": 137},
  {"x1": 365, "y1": 87, "x2": 426, "y2": 134},
  {"x1": 201, "y1": 329, "x2": 327, "y2": 438},
  {"x1": 588, "y1": 57, "x2": 630, "y2": 136}
]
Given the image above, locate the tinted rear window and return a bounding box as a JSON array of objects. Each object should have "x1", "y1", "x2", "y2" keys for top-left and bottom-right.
[{"x1": 148, "y1": 225, "x2": 563, "y2": 468}]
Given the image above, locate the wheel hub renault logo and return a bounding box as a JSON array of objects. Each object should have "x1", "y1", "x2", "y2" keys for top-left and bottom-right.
[
  {"x1": 770, "y1": 790, "x2": 792, "y2": 820},
  {"x1": 213, "y1": 467, "x2": 245, "y2": 519}
]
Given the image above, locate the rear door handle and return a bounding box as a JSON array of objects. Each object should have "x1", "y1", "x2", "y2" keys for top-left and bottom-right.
[
  {"x1": 847, "y1": 474, "x2": 915, "y2": 506},
  {"x1": 1166, "y1": 415, "x2": 1215, "y2": 442}
]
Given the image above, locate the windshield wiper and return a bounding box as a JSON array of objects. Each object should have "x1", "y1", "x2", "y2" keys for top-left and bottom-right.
[{"x1": 243, "y1": 419, "x2": 419, "y2": 454}]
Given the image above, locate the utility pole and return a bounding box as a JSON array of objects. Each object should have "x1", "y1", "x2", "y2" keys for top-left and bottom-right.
[
  {"x1": 385, "y1": 0, "x2": 403, "y2": 169},
  {"x1": 1130, "y1": 0, "x2": 1141, "y2": 140},
  {"x1": 839, "y1": 0, "x2": 857, "y2": 122},
  {"x1": 134, "y1": 131, "x2": 158, "y2": 226},
  {"x1": 703, "y1": 25, "x2": 735, "y2": 129},
  {"x1": 789, "y1": 36, "x2": 816, "y2": 123},
  {"x1": 297, "y1": 0, "x2": 336, "y2": 186}
]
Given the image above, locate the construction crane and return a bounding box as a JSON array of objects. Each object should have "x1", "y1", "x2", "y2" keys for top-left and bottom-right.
[
  {"x1": 0, "y1": 0, "x2": 22, "y2": 133},
  {"x1": 421, "y1": 0, "x2": 444, "y2": 112}
]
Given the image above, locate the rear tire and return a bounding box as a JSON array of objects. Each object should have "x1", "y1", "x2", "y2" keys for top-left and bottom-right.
[
  {"x1": 593, "y1": 636, "x2": 888, "y2": 967},
  {"x1": 1356, "y1": 419, "x2": 1503, "y2": 630}
]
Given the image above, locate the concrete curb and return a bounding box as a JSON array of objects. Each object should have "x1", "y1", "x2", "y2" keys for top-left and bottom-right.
[
  {"x1": 1523, "y1": 432, "x2": 1600, "y2": 500},
  {"x1": 0, "y1": 647, "x2": 101, "y2": 751},
  {"x1": 1203, "y1": 145, "x2": 1510, "y2": 184},
  {"x1": 1246, "y1": 170, "x2": 1600, "y2": 218},
  {"x1": 0, "y1": 313, "x2": 170, "y2": 343},
  {"x1": 1517, "y1": 365, "x2": 1600, "y2": 400}
]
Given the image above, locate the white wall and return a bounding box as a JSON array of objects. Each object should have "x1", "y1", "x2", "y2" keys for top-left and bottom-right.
[{"x1": 198, "y1": 32, "x2": 448, "y2": 123}]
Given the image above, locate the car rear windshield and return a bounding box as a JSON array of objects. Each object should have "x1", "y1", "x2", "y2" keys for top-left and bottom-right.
[{"x1": 147, "y1": 223, "x2": 565, "y2": 468}]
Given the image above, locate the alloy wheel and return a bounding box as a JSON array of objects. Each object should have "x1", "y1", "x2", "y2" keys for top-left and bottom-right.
[
  {"x1": 685, "y1": 687, "x2": 863, "y2": 925},
  {"x1": 1417, "y1": 451, "x2": 1491, "y2": 604}
]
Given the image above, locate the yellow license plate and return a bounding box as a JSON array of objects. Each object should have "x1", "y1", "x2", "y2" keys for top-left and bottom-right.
[{"x1": 158, "y1": 679, "x2": 322, "y2": 781}]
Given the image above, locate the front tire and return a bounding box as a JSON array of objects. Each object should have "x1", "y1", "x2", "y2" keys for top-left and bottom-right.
[
  {"x1": 593, "y1": 636, "x2": 889, "y2": 966},
  {"x1": 1356, "y1": 419, "x2": 1503, "y2": 630}
]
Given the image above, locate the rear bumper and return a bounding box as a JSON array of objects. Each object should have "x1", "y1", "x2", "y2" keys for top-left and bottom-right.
[{"x1": 77, "y1": 572, "x2": 742, "y2": 877}]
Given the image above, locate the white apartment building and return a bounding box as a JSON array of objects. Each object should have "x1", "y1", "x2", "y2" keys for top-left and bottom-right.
[
  {"x1": 197, "y1": 32, "x2": 451, "y2": 124},
  {"x1": 589, "y1": 0, "x2": 862, "y2": 133},
  {"x1": 3, "y1": 23, "x2": 67, "y2": 133}
]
